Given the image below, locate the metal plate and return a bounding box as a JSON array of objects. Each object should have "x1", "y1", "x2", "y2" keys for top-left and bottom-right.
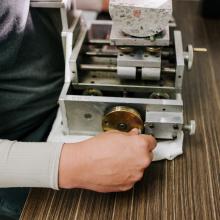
[{"x1": 110, "y1": 25, "x2": 170, "y2": 46}]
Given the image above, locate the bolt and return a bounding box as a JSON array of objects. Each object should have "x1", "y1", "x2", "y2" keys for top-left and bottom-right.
[
  {"x1": 172, "y1": 135, "x2": 177, "y2": 139},
  {"x1": 183, "y1": 120, "x2": 196, "y2": 135},
  {"x1": 193, "y1": 48, "x2": 208, "y2": 52},
  {"x1": 118, "y1": 123, "x2": 127, "y2": 131},
  {"x1": 173, "y1": 124, "x2": 179, "y2": 130},
  {"x1": 148, "y1": 123, "x2": 154, "y2": 129}
]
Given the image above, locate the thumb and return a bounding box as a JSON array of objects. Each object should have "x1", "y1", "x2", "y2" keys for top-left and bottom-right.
[{"x1": 128, "y1": 128, "x2": 140, "y2": 136}]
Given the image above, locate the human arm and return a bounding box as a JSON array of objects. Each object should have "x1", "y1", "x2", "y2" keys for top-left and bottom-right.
[
  {"x1": 0, "y1": 0, "x2": 156, "y2": 192},
  {"x1": 0, "y1": 139, "x2": 63, "y2": 189},
  {"x1": 0, "y1": 129, "x2": 156, "y2": 192},
  {"x1": 59, "y1": 129, "x2": 156, "y2": 192}
]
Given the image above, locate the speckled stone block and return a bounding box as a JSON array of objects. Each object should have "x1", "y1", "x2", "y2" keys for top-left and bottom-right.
[{"x1": 109, "y1": 0, "x2": 173, "y2": 37}]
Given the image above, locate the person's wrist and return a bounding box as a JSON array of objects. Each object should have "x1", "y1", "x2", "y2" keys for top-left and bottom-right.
[
  {"x1": 58, "y1": 143, "x2": 81, "y2": 189},
  {"x1": 102, "y1": 0, "x2": 109, "y2": 11}
]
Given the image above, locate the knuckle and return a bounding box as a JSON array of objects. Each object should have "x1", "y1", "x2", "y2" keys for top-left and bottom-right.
[
  {"x1": 135, "y1": 172, "x2": 144, "y2": 181},
  {"x1": 147, "y1": 135, "x2": 157, "y2": 149},
  {"x1": 138, "y1": 135, "x2": 157, "y2": 151},
  {"x1": 142, "y1": 157, "x2": 152, "y2": 168},
  {"x1": 128, "y1": 172, "x2": 144, "y2": 183},
  {"x1": 140, "y1": 136, "x2": 148, "y2": 146},
  {"x1": 119, "y1": 184, "x2": 134, "y2": 192},
  {"x1": 135, "y1": 136, "x2": 147, "y2": 148}
]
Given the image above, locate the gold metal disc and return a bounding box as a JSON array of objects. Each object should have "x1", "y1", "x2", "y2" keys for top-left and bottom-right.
[
  {"x1": 102, "y1": 106, "x2": 144, "y2": 132},
  {"x1": 118, "y1": 47, "x2": 134, "y2": 54},
  {"x1": 149, "y1": 92, "x2": 170, "y2": 99},
  {"x1": 83, "y1": 88, "x2": 103, "y2": 96},
  {"x1": 146, "y1": 47, "x2": 161, "y2": 54}
]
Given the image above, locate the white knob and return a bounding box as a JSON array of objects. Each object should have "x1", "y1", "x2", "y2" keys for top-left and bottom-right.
[
  {"x1": 184, "y1": 45, "x2": 194, "y2": 70},
  {"x1": 184, "y1": 120, "x2": 196, "y2": 135}
]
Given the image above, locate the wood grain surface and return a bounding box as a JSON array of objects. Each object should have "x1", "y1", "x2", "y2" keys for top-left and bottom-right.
[{"x1": 21, "y1": 2, "x2": 220, "y2": 220}]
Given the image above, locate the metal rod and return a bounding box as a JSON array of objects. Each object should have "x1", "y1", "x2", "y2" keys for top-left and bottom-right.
[
  {"x1": 88, "y1": 39, "x2": 111, "y2": 44},
  {"x1": 161, "y1": 67, "x2": 176, "y2": 74},
  {"x1": 80, "y1": 64, "x2": 117, "y2": 71},
  {"x1": 161, "y1": 51, "x2": 170, "y2": 57},
  {"x1": 85, "y1": 51, "x2": 118, "y2": 57},
  {"x1": 80, "y1": 64, "x2": 176, "y2": 74},
  {"x1": 193, "y1": 48, "x2": 208, "y2": 52},
  {"x1": 86, "y1": 49, "x2": 175, "y2": 58}
]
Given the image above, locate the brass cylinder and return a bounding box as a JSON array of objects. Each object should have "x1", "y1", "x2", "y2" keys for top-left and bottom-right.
[{"x1": 102, "y1": 106, "x2": 144, "y2": 132}]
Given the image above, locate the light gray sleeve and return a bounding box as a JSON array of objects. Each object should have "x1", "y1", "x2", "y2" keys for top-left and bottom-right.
[{"x1": 0, "y1": 140, "x2": 63, "y2": 190}]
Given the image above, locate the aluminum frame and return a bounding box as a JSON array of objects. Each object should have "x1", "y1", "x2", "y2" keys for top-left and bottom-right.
[
  {"x1": 30, "y1": 2, "x2": 194, "y2": 139},
  {"x1": 59, "y1": 20, "x2": 188, "y2": 139}
]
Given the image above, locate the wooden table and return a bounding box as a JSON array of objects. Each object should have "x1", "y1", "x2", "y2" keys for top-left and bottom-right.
[{"x1": 21, "y1": 2, "x2": 220, "y2": 220}]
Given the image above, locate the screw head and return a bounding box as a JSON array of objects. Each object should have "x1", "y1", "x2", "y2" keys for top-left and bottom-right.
[{"x1": 173, "y1": 124, "x2": 179, "y2": 130}]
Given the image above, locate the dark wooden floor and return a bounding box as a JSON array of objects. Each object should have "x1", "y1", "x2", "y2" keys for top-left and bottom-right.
[{"x1": 21, "y1": 2, "x2": 220, "y2": 220}]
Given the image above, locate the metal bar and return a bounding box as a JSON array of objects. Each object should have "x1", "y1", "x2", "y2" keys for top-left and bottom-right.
[
  {"x1": 80, "y1": 64, "x2": 117, "y2": 71},
  {"x1": 193, "y1": 48, "x2": 208, "y2": 52},
  {"x1": 85, "y1": 51, "x2": 118, "y2": 57},
  {"x1": 80, "y1": 64, "x2": 176, "y2": 74},
  {"x1": 174, "y1": 31, "x2": 185, "y2": 90},
  {"x1": 86, "y1": 50, "x2": 175, "y2": 58},
  {"x1": 161, "y1": 67, "x2": 176, "y2": 74},
  {"x1": 88, "y1": 39, "x2": 111, "y2": 44}
]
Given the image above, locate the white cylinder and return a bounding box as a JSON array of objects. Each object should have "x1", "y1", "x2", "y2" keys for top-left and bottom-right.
[
  {"x1": 142, "y1": 68, "x2": 161, "y2": 81},
  {"x1": 117, "y1": 66, "x2": 136, "y2": 79}
]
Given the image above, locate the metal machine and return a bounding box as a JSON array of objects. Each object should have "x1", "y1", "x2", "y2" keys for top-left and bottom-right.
[{"x1": 31, "y1": 0, "x2": 200, "y2": 142}]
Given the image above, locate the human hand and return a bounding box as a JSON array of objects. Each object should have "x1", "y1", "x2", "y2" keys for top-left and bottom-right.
[
  {"x1": 73, "y1": 0, "x2": 109, "y2": 12},
  {"x1": 59, "y1": 129, "x2": 156, "y2": 192}
]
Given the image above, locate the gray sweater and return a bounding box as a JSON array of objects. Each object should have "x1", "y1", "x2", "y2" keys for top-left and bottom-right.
[
  {"x1": 0, "y1": 0, "x2": 103, "y2": 189},
  {"x1": 0, "y1": 0, "x2": 64, "y2": 189},
  {"x1": 0, "y1": 0, "x2": 64, "y2": 142}
]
